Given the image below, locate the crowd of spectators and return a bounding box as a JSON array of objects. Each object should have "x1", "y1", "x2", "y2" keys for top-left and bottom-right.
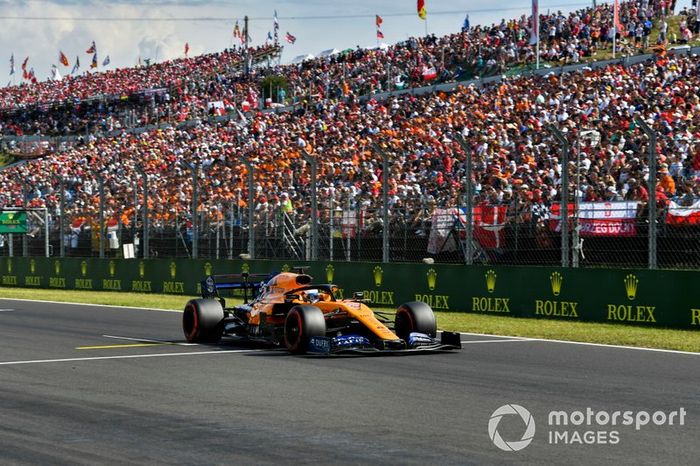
[
  {"x1": 0, "y1": 0, "x2": 698, "y2": 256},
  {"x1": 1, "y1": 45, "x2": 699, "y2": 239},
  {"x1": 0, "y1": 44, "x2": 279, "y2": 137},
  {"x1": 2, "y1": 1, "x2": 696, "y2": 138}
]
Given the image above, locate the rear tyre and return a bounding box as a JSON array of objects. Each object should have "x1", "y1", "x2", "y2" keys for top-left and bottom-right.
[
  {"x1": 284, "y1": 305, "x2": 326, "y2": 354},
  {"x1": 394, "y1": 301, "x2": 437, "y2": 341},
  {"x1": 183, "y1": 299, "x2": 224, "y2": 343}
]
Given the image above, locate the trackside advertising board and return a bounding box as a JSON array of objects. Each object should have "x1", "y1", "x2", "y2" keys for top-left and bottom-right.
[
  {"x1": 0, "y1": 257, "x2": 698, "y2": 330},
  {"x1": 0, "y1": 211, "x2": 27, "y2": 233}
]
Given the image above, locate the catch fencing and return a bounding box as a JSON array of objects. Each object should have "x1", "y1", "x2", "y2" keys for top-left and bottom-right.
[{"x1": 7, "y1": 178, "x2": 700, "y2": 270}]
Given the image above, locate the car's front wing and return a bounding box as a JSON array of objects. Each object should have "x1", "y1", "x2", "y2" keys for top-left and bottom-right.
[{"x1": 307, "y1": 331, "x2": 462, "y2": 355}]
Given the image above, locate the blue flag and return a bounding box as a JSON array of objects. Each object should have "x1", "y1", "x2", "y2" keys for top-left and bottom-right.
[{"x1": 463, "y1": 14, "x2": 470, "y2": 31}]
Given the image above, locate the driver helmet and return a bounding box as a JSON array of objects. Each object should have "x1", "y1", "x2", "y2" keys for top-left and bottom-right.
[{"x1": 307, "y1": 290, "x2": 320, "y2": 303}]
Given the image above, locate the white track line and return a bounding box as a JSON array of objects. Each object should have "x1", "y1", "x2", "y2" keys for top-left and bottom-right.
[
  {"x1": 0, "y1": 309, "x2": 15, "y2": 312},
  {"x1": 456, "y1": 331, "x2": 700, "y2": 356},
  {"x1": 456, "y1": 332, "x2": 530, "y2": 340},
  {"x1": 102, "y1": 334, "x2": 199, "y2": 346},
  {"x1": 0, "y1": 348, "x2": 268, "y2": 366},
  {"x1": 460, "y1": 338, "x2": 530, "y2": 344},
  {"x1": 0, "y1": 297, "x2": 179, "y2": 313}
]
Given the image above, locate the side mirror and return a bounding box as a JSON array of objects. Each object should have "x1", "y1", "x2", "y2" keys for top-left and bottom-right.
[
  {"x1": 352, "y1": 291, "x2": 364, "y2": 300},
  {"x1": 285, "y1": 294, "x2": 301, "y2": 303}
]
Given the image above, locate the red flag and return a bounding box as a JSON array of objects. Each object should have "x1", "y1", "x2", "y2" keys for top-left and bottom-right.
[
  {"x1": 667, "y1": 200, "x2": 700, "y2": 225},
  {"x1": 473, "y1": 205, "x2": 507, "y2": 249},
  {"x1": 417, "y1": 0, "x2": 426, "y2": 20},
  {"x1": 421, "y1": 65, "x2": 437, "y2": 80},
  {"x1": 184, "y1": 42, "x2": 190, "y2": 56},
  {"x1": 285, "y1": 32, "x2": 296, "y2": 44},
  {"x1": 59, "y1": 51, "x2": 69, "y2": 66},
  {"x1": 86, "y1": 41, "x2": 96, "y2": 54},
  {"x1": 375, "y1": 15, "x2": 383, "y2": 27},
  {"x1": 530, "y1": 0, "x2": 539, "y2": 45},
  {"x1": 377, "y1": 30, "x2": 384, "y2": 39},
  {"x1": 614, "y1": 0, "x2": 624, "y2": 32},
  {"x1": 21, "y1": 57, "x2": 29, "y2": 79}
]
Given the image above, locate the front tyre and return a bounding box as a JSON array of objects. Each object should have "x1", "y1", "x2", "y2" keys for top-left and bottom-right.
[
  {"x1": 284, "y1": 305, "x2": 326, "y2": 354},
  {"x1": 394, "y1": 301, "x2": 437, "y2": 341},
  {"x1": 183, "y1": 299, "x2": 224, "y2": 343}
]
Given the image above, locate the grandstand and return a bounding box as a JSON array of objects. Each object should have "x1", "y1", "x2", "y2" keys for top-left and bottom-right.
[{"x1": 0, "y1": 0, "x2": 699, "y2": 268}]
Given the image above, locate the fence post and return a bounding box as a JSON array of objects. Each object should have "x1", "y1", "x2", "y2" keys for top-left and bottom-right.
[
  {"x1": 455, "y1": 134, "x2": 474, "y2": 265},
  {"x1": 44, "y1": 208, "x2": 49, "y2": 258},
  {"x1": 635, "y1": 118, "x2": 657, "y2": 270},
  {"x1": 241, "y1": 157, "x2": 255, "y2": 259},
  {"x1": 22, "y1": 182, "x2": 28, "y2": 257},
  {"x1": 549, "y1": 125, "x2": 570, "y2": 268},
  {"x1": 345, "y1": 197, "x2": 351, "y2": 262},
  {"x1": 98, "y1": 177, "x2": 105, "y2": 259},
  {"x1": 329, "y1": 194, "x2": 334, "y2": 261},
  {"x1": 301, "y1": 149, "x2": 318, "y2": 261},
  {"x1": 573, "y1": 136, "x2": 581, "y2": 268},
  {"x1": 136, "y1": 165, "x2": 149, "y2": 259},
  {"x1": 229, "y1": 199, "x2": 234, "y2": 260},
  {"x1": 216, "y1": 219, "x2": 220, "y2": 260},
  {"x1": 573, "y1": 130, "x2": 601, "y2": 268},
  {"x1": 57, "y1": 176, "x2": 65, "y2": 258},
  {"x1": 180, "y1": 162, "x2": 200, "y2": 259},
  {"x1": 371, "y1": 143, "x2": 390, "y2": 263},
  {"x1": 192, "y1": 164, "x2": 199, "y2": 259}
]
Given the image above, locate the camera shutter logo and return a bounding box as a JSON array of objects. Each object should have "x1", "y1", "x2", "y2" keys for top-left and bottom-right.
[{"x1": 488, "y1": 404, "x2": 536, "y2": 451}]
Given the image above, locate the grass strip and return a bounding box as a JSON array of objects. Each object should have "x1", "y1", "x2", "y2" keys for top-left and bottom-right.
[
  {"x1": 0, "y1": 287, "x2": 190, "y2": 311},
  {"x1": 436, "y1": 312, "x2": 700, "y2": 353},
  {"x1": 0, "y1": 287, "x2": 697, "y2": 353}
]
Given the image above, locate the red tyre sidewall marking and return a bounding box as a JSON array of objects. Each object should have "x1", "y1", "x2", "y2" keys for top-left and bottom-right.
[
  {"x1": 398, "y1": 309, "x2": 414, "y2": 334},
  {"x1": 185, "y1": 304, "x2": 199, "y2": 340},
  {"x1": 286, "y1": 310, "x2": 303, "y2": 352}
]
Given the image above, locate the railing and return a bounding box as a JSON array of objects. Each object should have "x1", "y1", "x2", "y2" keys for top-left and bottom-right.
[{"x1": 6, "y1": 200, "x2": 700, "y2": 271}]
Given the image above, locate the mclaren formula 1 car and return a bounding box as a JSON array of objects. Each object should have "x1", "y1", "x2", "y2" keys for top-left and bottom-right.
[{"x1": 182, "y1": 269, "x2": 461, "y2": 355}]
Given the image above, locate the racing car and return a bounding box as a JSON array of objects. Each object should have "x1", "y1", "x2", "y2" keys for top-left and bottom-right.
[{"x1": 182, "y1": 269, "x2": 461, "y2": 354}]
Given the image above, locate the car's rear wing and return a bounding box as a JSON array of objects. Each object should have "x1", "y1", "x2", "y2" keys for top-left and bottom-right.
[{"x1": 201, "y1": 273, "x2": 271, "y2": 302}]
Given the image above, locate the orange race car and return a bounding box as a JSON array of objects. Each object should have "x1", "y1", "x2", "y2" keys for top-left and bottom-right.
[{"x1": 182, "y1": 269, "x2": 461, "y2": 354}]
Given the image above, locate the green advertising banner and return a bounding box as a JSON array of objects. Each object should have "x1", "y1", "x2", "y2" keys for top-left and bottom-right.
[
  {"x1": 0, "y1": 211, "x2": 27, "y2": 233},
  {"x1": 0, "y1": 257, "x2": 698, "y2": 330}
]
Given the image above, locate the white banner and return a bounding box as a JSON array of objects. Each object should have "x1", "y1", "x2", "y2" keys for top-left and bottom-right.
[{"x1": 578, "y1": 201, "x2": 639, "y2": 237}]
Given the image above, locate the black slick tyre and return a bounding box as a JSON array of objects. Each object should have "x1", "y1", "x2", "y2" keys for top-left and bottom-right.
[
  {"x1": 183, "y1": 299, "x2": 224, "y2": 343},
  {"x1": 394, "y1": 301, "x2": 437, "y2": 341},
  {"x1": 284, "y1": 305, "x2": 326, "y2": 354}
]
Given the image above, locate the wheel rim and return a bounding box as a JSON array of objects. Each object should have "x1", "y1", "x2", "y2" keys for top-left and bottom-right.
[
  {"x1": 285, "y1": 310, "x2": 303, "y2": 351},
  {"x1": 395, "y1": 309, "x2": 414, "y2": 340},
  {"x1": 183, "y1": 303, "x2": 198, "y2": 341}
]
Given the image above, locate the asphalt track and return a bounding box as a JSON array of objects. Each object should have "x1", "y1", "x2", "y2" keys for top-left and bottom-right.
[{"x1": 0, "y1": 299, "x2": 698, "y2": 465}]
